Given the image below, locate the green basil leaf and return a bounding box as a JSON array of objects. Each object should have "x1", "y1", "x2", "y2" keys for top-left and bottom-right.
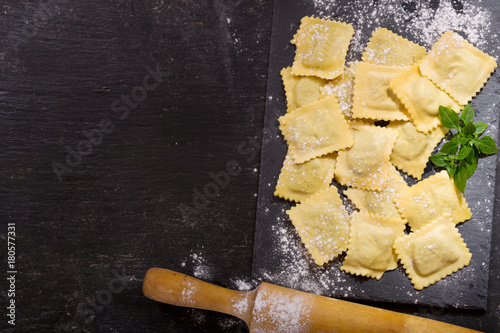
[
  {"x1": 440, "y1": 141, "x2": 459, "y2": 155},
  {"x1": 474, "y1": 122, "x2": 488, "y2": 136},
  {"x1": 449, "y1": 133, "x2": 461, "y2": 143},
  {"x1": 439, "y1": 105, "x2": 460, "y2": 129},
  {"x1": 456, "y1": 146, "x2": 472, "y2": 160},
  {"x1": 463, "y1": 121, "x2": 476, "y2": 137},
  {"x1": 465, "y1": 157, "x2": 478, "y2": 178},
  {"x1": 447, "y1": 161, "x2": 457, "y2": 177},
  {"x1": 461, "y1": 104, "x2": 474, "y2": 124},
  {"x1": 430, "y1": 152, "x2": 449, "y2": 167},
  {"x1": 478, "y1": 136, "x2": 498, "y2": 155},
  {"x1": 454, "y1": 160, "x2": 468, "y2": 193}
]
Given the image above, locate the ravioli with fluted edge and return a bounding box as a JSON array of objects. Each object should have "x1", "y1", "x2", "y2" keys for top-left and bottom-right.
[
  {"x1": 390, "y1": 64, "x2": 462, "y2": 133},
  {"x1": 335, "y1": 121, "x2": 398, "y2": 191},
  {"x1": 394, "y1": 171, "x2": 471, "y2": 231},
  {"x1": 393, "y1": 214, "x2": 472, "y2": 290},
  {"x1": 419, "y1": 31, "x2": 497, "y2": 105},
  {"x1": 279, "y1": 95, "x2": 353, "y2": 163},
  {"x1": 291, "y1": 16, "x2": 354, "y2": 80},
  {"x1": 362, "y1": 27, "x2": 427, "y2": 66},
  {"x1": 286, "y1": 186, "x2": 351, "y2": 266},
  {"x1": 341, "y1": 212, "x2": 406, "y2": 280},
  {"x1": 274, "y1": 151, "x2": 336, "y2": 203}
]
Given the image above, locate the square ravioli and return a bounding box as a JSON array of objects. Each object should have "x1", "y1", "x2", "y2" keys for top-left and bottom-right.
[
  {"x1": 279, "y1": 95, "x2": 354, "y2": 163},
  {"x1": 394, "y1": 171, "x2": 471, "y2": 231},
  {"x1": 352, "y1": 62, "x2": 411, "y2": 121},
  {"x1": 281, "y1": 67, "x2": 328, "y2": 113},
  {"x1": 274, "y1": 152, "x2": 336, "y2": 203},
  {"x1": 390, "y1": 64, "x2": 462, "y2": 133},
  {"x1": 320, "y1": 61, "x2": 357, "y2": 117},
  {"x1": 344, "y1": 166, "x2": 408, "y2": 220},
  {"x1": 362, "y1": 28, "x2": 427, "y2": 66},
  {"x1": 291, "y1": 16, "x2": 354, "y2": 80},
  {"x1": 419, "y1": 31, "x2": 497, "y2": 105},
  {"x1": 388, "y1": 121, "x2": 448, "y2": 180},
  {"x1": 394, "y1": 214, "x2": 472, "y2": 290},
  {"x1": 341, "y1": 212, "x2": 406, "y2": 280},
  {"x1": 287, "y1": 186, "x2": 351, "y2": 265},
  {"x1": 335, "y1": 121, "x2": 398, "y2": 191}
]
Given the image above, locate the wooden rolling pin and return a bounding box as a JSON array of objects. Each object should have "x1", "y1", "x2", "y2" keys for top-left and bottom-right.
[{"x1": 143, "y1": 267, "x2": 481, "y2": 333}]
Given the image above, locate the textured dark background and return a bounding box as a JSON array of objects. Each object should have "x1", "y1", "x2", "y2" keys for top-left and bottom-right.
[{"x1": 0, "y1": 0, "x2": 498, "y2": 332}]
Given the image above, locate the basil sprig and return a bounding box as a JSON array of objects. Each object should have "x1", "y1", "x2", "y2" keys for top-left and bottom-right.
[{"x1": 430, "y1": 105, "x2": 498, "y2": 193}]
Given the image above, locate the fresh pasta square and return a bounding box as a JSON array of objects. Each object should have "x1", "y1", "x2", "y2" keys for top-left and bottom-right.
[
  {"x1": 394, "y1": 214, "x2": 472, "y2": 290},
  {"x1": 388, "y1": 121, "x2": 448, "y2": 180},
  {"x1": 394, "y1": 171, "x2": 472, "y2": 231},
  {"x1": 341, "y1": 212, "x2": 406, "y2": 280},
  {"x1": 419, "y1": 31, "x2": 497, "y2": 105},
  {"x1": 279, "y1": 95, "x2": 354, "y2": 163},
  {"x1": 390, "y1": 64, "x2": 462, "y2": 133},
  {"x1": 281, "y1": 66, "x2": 327, "y2": 113},
  {"x1": 362, "y1": 27, "x2": 427, "y2": 66},
  {"x1": 274, "y1": 151, "x2": 336, "y2": 203},
  {"x1": 291, "y1": 16, "x2": 354, "y2": 80},
  {"x1": 335, "y1": 121, "x2": 398, "y2": 191},
  {"x1": 352, "y1": 62, "x2": 411, "y2": 121},
  {"x1": 287, "y1": 186, "x2": 351, "y2": 265}
]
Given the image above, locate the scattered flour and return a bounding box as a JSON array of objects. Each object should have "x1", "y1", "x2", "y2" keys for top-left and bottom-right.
[{"x1": 312, "y1": 0, "x2": 497, "y2": 60}]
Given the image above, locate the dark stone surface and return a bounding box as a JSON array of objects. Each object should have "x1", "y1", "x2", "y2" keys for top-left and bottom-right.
[
  {"x1": 0, "y1": 0, "x2": 498, "y2": 332},
  {"x1": 253, "y1": 0, "x2": 500, "y2": 332}
]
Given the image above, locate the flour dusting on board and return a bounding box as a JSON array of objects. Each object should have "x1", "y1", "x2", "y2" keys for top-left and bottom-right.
[{"x1": 312, "y1": 0, "x2": 498, "y2": 59}]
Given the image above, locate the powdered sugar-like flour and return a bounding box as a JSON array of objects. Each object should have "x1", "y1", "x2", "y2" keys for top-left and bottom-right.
[{"x1": 313, "y1": 0, "x2": 498, "y2": 60}]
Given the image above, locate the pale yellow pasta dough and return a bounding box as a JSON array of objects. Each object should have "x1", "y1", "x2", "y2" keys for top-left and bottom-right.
[
  {"x1": 320, "y1": 61, "x2": 357, "y2": 117},
  {"x1": 291, "y1": 16, "x2": 354, "y2": 80},
  {"x1": 287, "y1": 186, "x2": 350, "y2": 265},
  {"x1": 419, "y1": 31, "x2": 497, "y2": 105},
  {"x1": 281, "y1": 67, "x2": 328, "y2": 113},
  {"x1": 352, "y1": 62, "x2": 411, "y2": 121},
  {"x1": 394, "y1": 171, "x2": 471, "y2": 231},
  {"x1": 279, "y1": 95, "x2": 354, "y2": 163},
  {"x1": 388, "y1": 121, "x2": 448, "y2": 180},
  {"x1": 390, "y1": 64, "x2": 462, "y2": 133},
  {"x1": 362, "y1": 27, "x2": 427, "y2": 66},
  {"x1": 335, "y1": 121, "x2": 398, "y2": 191},
  {"x1": 344, "y1": 166, "x2": 407, "y2": 219},
  {"x1": 394, "y1": 213, "x2": 472, "y2": 290},
  {"x1": 274, "y1": 152, "x2": 336, "y2": 202},
  {"x1": 341, "y1": 212, "x2": 405, "y2": 280}
]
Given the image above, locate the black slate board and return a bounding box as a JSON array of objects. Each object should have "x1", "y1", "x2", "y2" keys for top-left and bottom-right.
[{"x1": 252, "y1": 0, "x2": 500, "y2": 310}]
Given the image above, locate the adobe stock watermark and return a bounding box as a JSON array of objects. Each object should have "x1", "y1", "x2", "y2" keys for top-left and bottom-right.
[
  {"x1": 177, "y1": 109, "x2": 274, "y2": 225},
  {"x1": 52, "y1": 64, "x2": 167, "y2": 182},
  {"x1": 56, "y1": 268, "x2": 133, "y2": 332},
  {"x1": 8, "y1": 0, "x2": 70, "y2": 53}
]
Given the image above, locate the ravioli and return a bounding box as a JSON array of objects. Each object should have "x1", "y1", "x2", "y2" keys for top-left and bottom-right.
[
  {"x1": 419, "y1": 31, "x2": 497, "y2": 105},
  {"x1": 344, "y1": 166, "x2": 407, "y2": 219},
  {"x1": 341, "y1": 212, "x2": 405, "y2": 280},
  {"x1": 390, "y1": 64, "x2": 462, "y2": 133},
  {"x1": 388, "y1": 121, "x2": 448, "y2": 180},
  {"x1": 352, "y1": 62, "x2": 410, "y2": 121},
  {"x1": 274, "y1": 152, "x2": 336, "y2": 202},
  {"x1": 362, "y1": 27, "x2": 427, "y2": 66},
  {"x1": 335, "y1": 121, "x2": 398, "y2": 191},
  {"x1": 320, "y1": 61, "x2": 357, "y2": 117},
  {"x1": 291, "y1": 16, "x2": 354, "y2": 80},
  {"x1": 394, "y1": 171, "x2": 472, "y2": 231},
  {"x1": 287, "y1": 186, "x2": 351, "y2": 265},
  {"x1": 281, "y1": 67, "x2": 328, "y2": 113},
  {"x1": 394, "y1": 214, "x2": 472, "y2": 290},
  {"x1": 279, "y1": 95, "x2": 354, "y2": 163}
]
